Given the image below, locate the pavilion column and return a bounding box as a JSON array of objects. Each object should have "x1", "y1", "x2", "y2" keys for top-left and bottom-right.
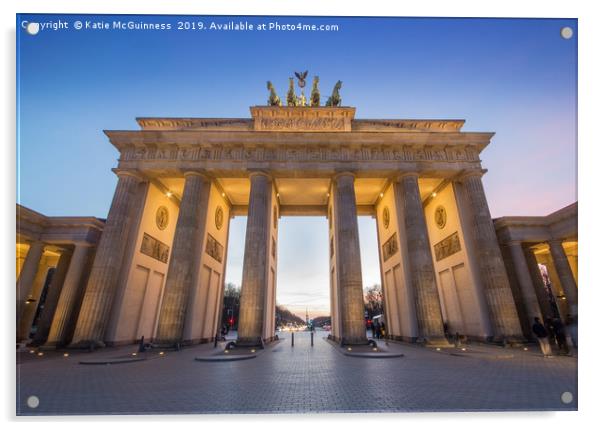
[
  {"x1": 155, "y1": 172, "x2": 211, "y2": 346},
  {"x1": 506, "y1": 241, "x2": 543, "y2": 329},
  {"x1": 332, "y1": 172, "x2": 367, "y2": 345},
  {"x1": 31, "y1": 248, "x2": 73, "y2": 345},
  {"x1": 523, "y1": 247, "x2": 555, "y2": 320},
  {"x1": 237, "y1": 172, "x2": 273, "y2": 346},
  {"x1": 16, "y1": 241, "x2": 46, "y2": 320},
  {"x1": 457, "y1": 172, "x2": 523, "y2": 340},
  {"x1": 70, "y1": 171, "x2": 145, "y2": 348},
  {"x1": 394, "y1": 173, "x2": 446, "y2": 342},
  {"x1": 43, "y1": 244, "x2": 93, "y2": 348},
  {"x1": 548, "y1": 240, "x2": 578, "y2": 316}
]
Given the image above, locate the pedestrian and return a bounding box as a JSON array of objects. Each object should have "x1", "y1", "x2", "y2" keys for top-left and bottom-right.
[
  {"x1": 375, "y1": 322, "x2": 381, "y2": 339},
  {"x1": 551, "y1": 318, "x2": 568, "y2": 354},
  {"x1": 532, "y1": 317, "x2": 552, "y2": 357},
  {"x1": 380, "y1": 322, "x2": 386, "y2": 339},
  {"x1": 565, "y1": 314, "x2": 577, "y2": 348},
  {"x1": 370, "y1": 321, "x2": 376, "y2": 339}
]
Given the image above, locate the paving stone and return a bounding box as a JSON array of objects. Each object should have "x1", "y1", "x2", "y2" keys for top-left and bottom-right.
[{"x1": 16, "y1": 331, "x2": 577, "y2": 415}]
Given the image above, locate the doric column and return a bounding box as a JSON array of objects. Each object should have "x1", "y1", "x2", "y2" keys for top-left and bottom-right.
[
  {"x1": 523, "y1": 247, "x2": 555, "y2": 319},
  {"x1": 457, "y1": 171, "x2": 522, "y2": 340},
  {"x1": 155, "y1": 172, "x2": 211, "y2": 346},
  {"x1": 237, "y1": 172, "x2": 273, "y2": 346},
  {"x1": 548, "y1": 239, "x2": 578, "y2": 315},
  {"x1": 31, "y1": 249, "x2": 73, "y2": 345},
  {"x1": 70, "y1": 171, "x2": 145, "y2": 348},
  {"x1": 394, "y1": 173, "x2": 445, "y2": 342},
  {"x1": 44, "y1": 244, "x2": 92, "y2": 348},
  {"x1": 16, "y1": 241, "x2": 45, "y2": 319},
  {"x1": 332, "y1": 172, "x2": 367, "y2": 345},
  {"x1": 506, "y1": 241, "x2": 543, "y2": 329}
]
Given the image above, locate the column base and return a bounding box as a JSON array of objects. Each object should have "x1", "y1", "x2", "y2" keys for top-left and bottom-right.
[
  {"x1": 39, "y1": 341, "x2": 62, "y2": 351},
  {"x1": 417, "y1": 336, "x2": 453, "y2": 348},
  {"x1": 339, "y1": 336, "x2": 370, "y2": 346},
  {"x1": 68, "y1": 340, "x2": 106, "y2": 350},
  {"x1": 486, "y1": 335, "x2": 527, "y2": 346},
  {"x1": 235, "y1": 337, "x2": 265, "y2": 348}
]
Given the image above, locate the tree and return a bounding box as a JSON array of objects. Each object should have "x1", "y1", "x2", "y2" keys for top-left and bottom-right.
[{"x1": 364, "y1": 284, "x2": 383, "y2": 318}]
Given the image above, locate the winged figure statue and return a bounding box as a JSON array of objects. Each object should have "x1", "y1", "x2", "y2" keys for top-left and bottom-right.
[{"x1": 294, "y1": 70, "x2": 309, "y2": 88}]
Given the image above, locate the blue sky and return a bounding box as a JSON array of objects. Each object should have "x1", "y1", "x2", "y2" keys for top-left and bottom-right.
[{"x1": 17, "y1": 15, "x2": 577, "y2": 316}]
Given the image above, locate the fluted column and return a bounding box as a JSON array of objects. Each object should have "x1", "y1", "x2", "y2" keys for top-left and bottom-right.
[
  {"x1": 506, "y1": 241, "x2": 543, "y2": 329},
  {"x1": 155, "y1": 172, "x2": 211, "y2": 346},
  {"x1": 523, "y1": 247, "x2": 555, "y2": 319},
  {"x1": 237, "y1": 172, "x2": 273, "y2": 346},
  {"x1": 43, "y1": 244, "x2": 92, "y2": 348},
  {"x1": 458, "y1": 172, "x2": 522, "y2": 340},
  {"x1": 548, "y1": 240, "x2": 578, "y2": 315},
  {"x1": 31, "y1": 249, "x2": 73, "y2": 345},
  {"x1": 70, "y1": 171, "x2": 144, "y2": 348},
  {"x1": 394, "y1": 173, "x2": 445, "y2": 341},
  {"x1": 332, "y1": 172, "x2": 367, "y2": 345},
  {"x1": 16, "y1": 241, "x2": 45, "y2": 320}
]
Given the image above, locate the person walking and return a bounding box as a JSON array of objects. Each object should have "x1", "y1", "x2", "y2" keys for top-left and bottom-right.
[
  {"x1": 375, "y1": 322, "x2": 381, "y2": 339},
  {"x1": 532, "y1": 317, "x2": 552, "y2": 357},
  {"x1": 566, "y1": 314, "x2": 578, "y2": 348},
  {"x1": 370, "y1": 321, "x2": 376, "y2": 339},
  {"x1": 380, "y1": 322, "x2": 386, "y2": 339},
  {"x1": 551, "y1": 317, "x2": 569, "y2": 354}
]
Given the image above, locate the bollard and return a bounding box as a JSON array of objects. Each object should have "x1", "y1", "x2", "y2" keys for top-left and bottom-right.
[
  {"x1": 291, "y1": 331, "x2": 294, "y2": 347},
  {"x1": 311, "y1": 331, "x2": 314, "y2": 347}
]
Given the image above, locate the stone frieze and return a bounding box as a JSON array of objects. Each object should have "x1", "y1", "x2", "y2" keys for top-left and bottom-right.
[{"x1": 121, "y1": 143, "x2": 480, "y2": 163}]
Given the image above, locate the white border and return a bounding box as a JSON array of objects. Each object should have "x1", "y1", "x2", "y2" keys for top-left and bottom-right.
[{"x1": 3, "y1": 1, "x2": 599, "y2": 429}]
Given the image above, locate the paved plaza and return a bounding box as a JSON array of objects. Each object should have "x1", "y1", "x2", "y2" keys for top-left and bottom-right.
[{"x1": 16, "y1": 331, "x2": 577, "y2": 415}]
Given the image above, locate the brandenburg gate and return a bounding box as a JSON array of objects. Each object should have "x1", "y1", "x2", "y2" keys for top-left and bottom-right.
[{"x1": 28, "y1": 78, "x2": 527, "y2": 349}]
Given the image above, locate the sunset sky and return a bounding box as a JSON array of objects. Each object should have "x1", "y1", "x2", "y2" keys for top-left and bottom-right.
[{"x1": 17, "y1": 15, "x2": 577, "y2": 317}]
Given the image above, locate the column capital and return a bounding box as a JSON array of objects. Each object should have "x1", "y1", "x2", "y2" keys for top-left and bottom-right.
[
  {"x1": 394, "y1": 172, "x2": 419, "y2": 182},
  {"x1": 183, "y1": 170, "x2": 211, "y2": 181},
  {"x1": 112, "y1": 168, "x2": 146, "y2": 182},
  {"x1": 455, "y1": 169, "x2": 487, "y2": 183},
  {"x1": 506, "y1": 240, "x2": 525, "y2": 247},
  {"x1": 247, "y1": 170, "x2": 272, "y2": 181},
  {"x1": 69, "y1": 241, "x2": 94, "y2": 249},
  {"x1": 332, "y1": 171, "x2": 356, "y2": 181}
]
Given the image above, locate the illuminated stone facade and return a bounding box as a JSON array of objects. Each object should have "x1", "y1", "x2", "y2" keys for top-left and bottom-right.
[{"x1": 16, "y1": 105, "x2": 575, "y2": 349}]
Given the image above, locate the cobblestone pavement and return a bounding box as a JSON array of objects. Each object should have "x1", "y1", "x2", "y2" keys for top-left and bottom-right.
[{"x1": 16, "y1": 331, "x2": 577, "y2": 415}]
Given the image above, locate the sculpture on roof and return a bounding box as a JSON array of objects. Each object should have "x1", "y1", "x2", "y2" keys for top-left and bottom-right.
[
  {"x1": 266, "y1": 81, "x2": 282, "y2": 106},
  {"x1": 294, "y1": 70, "x2": 308, "y2": 88},
  {"x1": 286, "y1": 77, "x2": 297, "y2": 107},
  {"x1": 310, "y1": 76, "x2": 320, "y2": 107},
  {"x1": 325, "y1": 80, "x2": 342, "y2": 107}
]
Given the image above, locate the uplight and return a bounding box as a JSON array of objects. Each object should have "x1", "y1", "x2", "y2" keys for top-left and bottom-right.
[
  {"x1": 132, "y1": 352, "x2": 137, "y2": 356},
  {"x1": 166, "y1": 191, "x2": 173, "y2": 198},
  {"x1": 37, "y1": 352, "x2": 44, "y2": 356},
  {"x1": 63, "y1": 353, "x2": 69, "y2": 357},
  {"x1": 159, "y1": 351, "x2": 165, "y2": 356},
  {"x1": 436, "y1": 347, "x2": 441, "y2": 351},
  {"x1": 251, "y1": 349, "x2": 256, "y2": 353},
  {"x1": 224, "y1": 350, "x2": 230, "y2": 354},
  {"x1": 432, "y1": 192, "x2": 437, "y2": 197}
]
